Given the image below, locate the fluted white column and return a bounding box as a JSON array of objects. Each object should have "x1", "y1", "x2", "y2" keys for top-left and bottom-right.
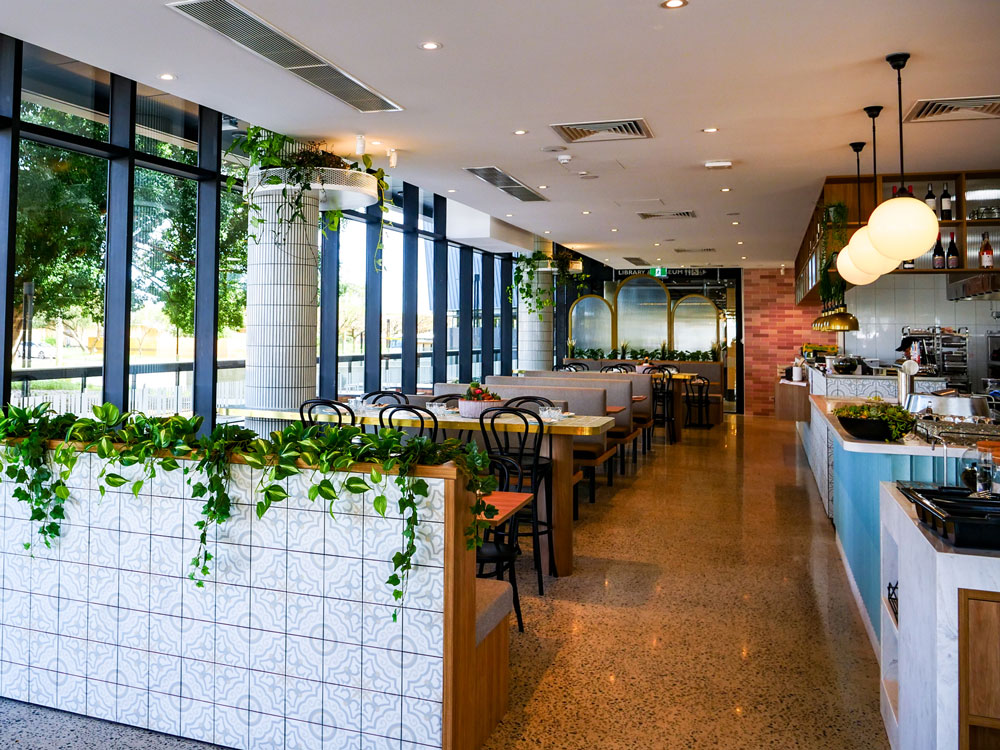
[
  {"x1": 517, "y1": 270, "x2": 554, "y2": 372},
  {"x1": 245, "y1": 188, "x2": 318, "y2": 433}
]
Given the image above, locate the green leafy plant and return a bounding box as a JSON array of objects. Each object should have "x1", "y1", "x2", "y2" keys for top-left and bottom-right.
[
  {"x1": 511, "y1": 248, "x2": 590, "y2": 316},
  {"x1": 832, "y1": 399, "x2": 915, "y2": 441},
  {"x1": 226, "y1": 126, "x2": 389, "y2": 248},
  {"x1": 819, "y1": 201, "x2": 849, "y2": 305},
  {"x1": 0, "y1": 403, "x2": 499, "y2": 618}
]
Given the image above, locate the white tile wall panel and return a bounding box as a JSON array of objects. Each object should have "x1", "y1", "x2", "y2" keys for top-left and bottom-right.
[{"x1": 0, "y1": 460, "x2": 447, "y2": 749}]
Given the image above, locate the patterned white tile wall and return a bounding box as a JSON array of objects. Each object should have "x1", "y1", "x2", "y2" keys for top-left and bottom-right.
[
  {"x1": 0, "y1": 453, "x2": 447, "y2": 750},
  {"x1": 845, "y1": 274, "x2": 1000, "y2": 388}
]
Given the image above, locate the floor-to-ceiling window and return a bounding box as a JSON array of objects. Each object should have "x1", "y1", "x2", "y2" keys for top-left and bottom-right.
[
  {"x1": 338, "y1": 218, "x2": 367, "y2": 395},
  {"x1": 446, "y1": 245, "x2": 461, "y2": 381},
  {"x1": 380, "y1": 213, "x2": 404, "y2": 390},
  {"x1": 472, "y1": 250, "x2": 483, "y2": 380},
  {"x1": 417, "y1": 235, "x2": 434, "y2": 389}
]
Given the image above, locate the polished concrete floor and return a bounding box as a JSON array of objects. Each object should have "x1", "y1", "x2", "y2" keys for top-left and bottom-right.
[
  {"x1": 0, "y1": 416, "x2": 886, "y2": 749},
  {"x1": 482, "y1": 416, "x2": 887, "y2": 750}
]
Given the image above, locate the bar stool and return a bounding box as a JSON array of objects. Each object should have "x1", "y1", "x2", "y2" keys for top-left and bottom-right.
[
  {"x1": 479, "y1": 406, "x2": 555, "y2": 594},
  {"x1": 648, "y1": 367, "x2": 676, "y2": 444}
]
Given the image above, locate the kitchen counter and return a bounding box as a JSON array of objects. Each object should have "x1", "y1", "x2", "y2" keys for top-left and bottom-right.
[{"x1": 807, "y1": 363, "x2": 947, "y2": 401}]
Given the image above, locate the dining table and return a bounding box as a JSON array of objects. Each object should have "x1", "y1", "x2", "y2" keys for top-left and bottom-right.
[{"x1": 218, "y1": 405, "x2": 615, "y2": 577}]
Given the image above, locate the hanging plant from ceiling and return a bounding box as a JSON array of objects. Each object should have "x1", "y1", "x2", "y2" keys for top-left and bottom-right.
[{"x1": 511, "y1": 248, "x2": 590, "y2": 316}]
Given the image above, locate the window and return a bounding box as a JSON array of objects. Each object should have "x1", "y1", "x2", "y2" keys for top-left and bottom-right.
[
  {"x1": 215, "y1": 185, "x2": 249, "y2": 414},
  {"x1": 672, "y1": 295, "x2": 721, "y2": 353},
  {"x1": 472, "y1": 251, "x2": 483, "y2": 380},
  {"x1": 338, "y1": 218, "x2": 367, "y2": 395},
  {"x1": 129, "y1": 167, "x2": 197, "y2": 415},
  {"x1": 380, "y1": 223, "x2": 404, "y2": 389},
  {"x1": 447, "y1": 245, "x2": 461, "y2": 380},
  {"x1": 417, "y1": 237, "x2": 434, "y2": 389},
  {"x1": 615, "y1": 277, "x2": 670, "y2": 351},
  {"x1": 20, "y1": 43, "x2": 110, "y2": 142},
  {"x1": 135, "y1": 83, "x2": 198, "y2": 165},
  {"x1": 493, "y1": 255, "x2": 503, "y2": 373},
  {"x1": 570, "y1": 296, "x2": 613, "y2": 352},
  {"x1": 11, "y1": 142, "x2": 107, "y2": 414}
]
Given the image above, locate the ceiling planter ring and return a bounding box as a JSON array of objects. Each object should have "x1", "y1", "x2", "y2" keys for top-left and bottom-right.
[{"x1": 249, "y1": 166, "x2": 380, "y2": 212}]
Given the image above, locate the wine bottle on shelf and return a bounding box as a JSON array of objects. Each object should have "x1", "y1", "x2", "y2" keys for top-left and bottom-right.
[
  {"x1": 941, "y1": 183, "x2": 953, "y2": 220},
  {"x1": 983, "y1": 233, "x2": 995, "y2": 269},
  {"x1": 947, "y1": 232, "x2": 960, "y2": 269},
  {"x1": 892, "y1": 185, "x2": 898, "y2": 200},
  {"x1": 908, "y1": 184, "x2": 915, "y2": 197},
  {"x1": 924, "y1": 183, "x2": 936, "y2": 213},
  {"x1": 932, "y1": 233, "x2": 946, "y2": 269},
  {"x1": 902, "y1": 258, "x2": 915, "y2": 270}
]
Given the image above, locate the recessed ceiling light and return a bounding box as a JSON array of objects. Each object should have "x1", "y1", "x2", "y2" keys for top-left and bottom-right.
[
  {"x1": 158, "y1": 73, "x2": 177, "y2": 81},
  {"x1": 420, "y1": 42, "x2": 442, "y2": 50},
  {"x1": 538, "y1": 185, "x2": 548, "y2": 189},
  {"x1": 741, "y1": 256, "x2": 747, "y2": 260},
  {"x1": 370, "y1": 140, "x2": 382, "y2": 146},
  {"x1": 611, "y1": 228, "x2": 618, "y2": 232},
  {"x1": 654, "y1": 243, "x2": 660, "y2": 247},
  {"x1": 702, "y1": 127, "x2": 719, "y2": 133},
  {"x1": 578, "y1": 171, "x2": 588, "y2": 176},
  {"x1": 505, "y1": 213, "x2": 513, "y2": 217},
  {"x1": 447, "y1": 189, "x2": 456, "y2": 193},
  {"x1": 661, "y1": 0, "x2": 688, "y2": 7},
  {"x1": 513, "y1": 129, "x2": 528, "y2": 135},
  {"x1": 604, "y1": 258, "x2": 610, "y2": 262},
  {"x1": 737, "y1": 241, "x2": 744, "y2": 245},
  {"x1": 656, "y1": 258, "x2": 661, "y2": 261},
  {"x1": 582, "y1": 211, "x2": 591, "y2": 215},
  {"x1": 544, "y1": 230, "x2": 551, "y2": 234},
  {"x1": 732, "y1": 221, "x2": 740, "y2": 225},
  {"x1": 705, "y1": 160, "x2": 733, "y2": 169},
  {"x1": 680, "y1": 264, "x2": 685, "y2": 268},
  {"x1": 720, "y1": 187, "x2": 731, "y2": 192}
]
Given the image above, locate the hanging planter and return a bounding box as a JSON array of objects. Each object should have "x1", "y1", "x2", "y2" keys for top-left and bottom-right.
[{"x1": 248, "y1": 166, "x2": 379, "y2": 211}]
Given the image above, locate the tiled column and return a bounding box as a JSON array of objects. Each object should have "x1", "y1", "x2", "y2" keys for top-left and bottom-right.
[
  {"x1": 245, "y1": 188, "x2": 318, "y2": 433},
  {"x1": 517, "y1": 270, "x2": 554, "y2": 371}
]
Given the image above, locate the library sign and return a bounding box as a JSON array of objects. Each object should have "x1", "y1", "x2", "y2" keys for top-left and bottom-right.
[{"x1": 614, "y1": 267, "x2": 712, "y2": 280}]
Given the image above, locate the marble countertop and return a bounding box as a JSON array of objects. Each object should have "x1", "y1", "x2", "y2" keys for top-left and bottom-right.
[
  {"x1": 811, "y1": 395, "x2": 945, "y2": 457},
  {"x1": 882, "y1": 481, "x2": 1000, "y2": 560}
]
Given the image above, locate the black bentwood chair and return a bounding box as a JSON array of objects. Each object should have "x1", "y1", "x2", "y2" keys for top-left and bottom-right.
[
  {"x1": 361, "y1": 390, "x2": 408, "y2": 406},
  {"x1": 378, "y1": 404, "x2": 439, "y2": 442},
  {"x1": 479, "y1": 406, "x2": 554, "y2": 594},
  {"x1": 647, "y1": 367, "x2": 677, "y2": 444},
  {"x1": 566, "y1": 361, "x2": 590, "y2": 370},
  {"x1": 476, "y1": 455, "x2": 530, "y2": 632},
  {"x1": 685, "y1": 376, "x2": 712, "y2": 428},
  {"x1": 553, "y1": 363, "x2": 576, "y2": 372},
  {"x1": 299, "y1": 399, "x2": 356, "y2": 427},
  {"x1": 600, "y1": 364, "x2": 627, "y2": 373},
  {"x1": 428, "y1": 394, "x2": 469, "y2": 442}
]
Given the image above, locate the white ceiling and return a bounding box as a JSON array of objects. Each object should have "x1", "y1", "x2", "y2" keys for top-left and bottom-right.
[{"x1": 4, "y1": 0, "x2": 1000, "y2": 268}]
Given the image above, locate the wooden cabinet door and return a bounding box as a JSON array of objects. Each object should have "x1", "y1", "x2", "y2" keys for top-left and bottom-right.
[{"x1": 960, "y1": 589, "x2": 1000, "y2": 750}]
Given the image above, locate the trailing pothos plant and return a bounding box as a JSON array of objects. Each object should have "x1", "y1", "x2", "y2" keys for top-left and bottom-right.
[
  {"x1": 511, "y1": 248, "x2": 591, "y2": 316},
  {"x1": 225, "y1": 126, "x2": 389, "y2": 249},
  {"x1": 819, "y1": 201, "x2": 849, "y2": 306},
  {"x1": 0, "y1": 403, "x2": 497, "y2": 617}
]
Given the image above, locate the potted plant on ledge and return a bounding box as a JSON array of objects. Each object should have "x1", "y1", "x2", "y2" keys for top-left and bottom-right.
[
  {"x1": 459, "y1": 381, "x2": 505, "y2": 418},
  {"x1": 833, "y1": 398, "x2": 915, "y2": 442}
]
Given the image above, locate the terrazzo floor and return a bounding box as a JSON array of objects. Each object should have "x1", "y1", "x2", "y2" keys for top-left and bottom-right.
[
  {"x1": 481, "y1": 415, "x2": 888, "y2": 750},
  {"x1": 0, "y1": 415, "x2": 887, "y2": 749}
]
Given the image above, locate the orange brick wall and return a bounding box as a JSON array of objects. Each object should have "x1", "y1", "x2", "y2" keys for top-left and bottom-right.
[{"x1": 743, "y1": 269, "x2": 834, "y2": 416}]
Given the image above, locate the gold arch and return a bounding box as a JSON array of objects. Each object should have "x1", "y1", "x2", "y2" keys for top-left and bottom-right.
[
  {"x1": 670, "y1": 293, "x2": 722, "y2": 352},
  {"x1": 613, "y1": 275, "x2": 672, "y2": 349},
  {"x1": 568, "y1": 294, "x2": 616, "y2": 350}
]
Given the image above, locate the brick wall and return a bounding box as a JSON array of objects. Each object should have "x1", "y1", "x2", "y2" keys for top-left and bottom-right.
[{"x1": 743, "y1": 269, "x2": 834, "y2": 416}]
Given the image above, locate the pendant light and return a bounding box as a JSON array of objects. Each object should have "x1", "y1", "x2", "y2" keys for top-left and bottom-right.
[
  {"x1": 845, "y1": 141, "x2": 898, "y2": 275},
  {"x1": 836, "y1": 246, "x2": 879, "y2": 285},
  {"x1": 866, "y1": 53, "x2": 939, "y2": 261}
]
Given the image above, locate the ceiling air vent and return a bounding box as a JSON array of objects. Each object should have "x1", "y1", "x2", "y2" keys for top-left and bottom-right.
[
  {"x1": 637, "y1": 210, "x2": 697, "y2": 220},
  {"x1": 550, "y1": 118, "x2": 653, "y2": 144},
  {"x1": 674, "y1": 248, "x2": 716, "y2": 254},
  {"x1": 463, "y1": 166, "x2": 549, "y2": 202},
  {"x1": 167, "y1": 0, "x2": 401, "y2": 112},
  {"x1": 624, "y1": 257, "x2": 652, "y2": 266},
  {"x1": 904, "y1": 96, "x2": 1000, "y2": 123}
]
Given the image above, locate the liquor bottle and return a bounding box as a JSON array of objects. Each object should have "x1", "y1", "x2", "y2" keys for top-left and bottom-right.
[
  {"x1": 947, "y1": 232, "x2": 960, "y2": 269},
  {"x1": 892, "y1": 185, "x2": 898, "y2": 200},
  {"x1": 941, "y1": 183, "x2": 953, "y2": 220},
  {"x1": 902, "y1": 258, "x2": 915, "y2": 270},
  {"x1": 924, "y1": 183, "x2": 936, "y2": 213},
  {"x1": 908, "y1": 184, "x2": 915, "y2": 197},
  {"x1": 932, "y1": 233, "x2": 945, "y2": 269},
  {"x1": 983, "y1": 232, "x2": 995, "y2": 269}
]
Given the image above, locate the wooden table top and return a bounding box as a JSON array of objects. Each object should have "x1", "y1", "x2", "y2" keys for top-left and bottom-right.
[
  {"x1": 606, "y1": 406, "x2": 625, "y2": 415},
  {"x1": 632, "y1": 395, "x2": 647, "y2": 402},
  {"x1": 219, "y1": 406, "x2": 615, "y2": 437},
  {"x1": 478, "y1": 491, "x2": 534, "y2": 527}
]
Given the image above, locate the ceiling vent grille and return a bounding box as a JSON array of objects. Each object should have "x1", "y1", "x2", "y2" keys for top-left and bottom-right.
[
  {"x1": 637, "y1": 210, "x2": 697, "y2": 220},
  {"x1": 624, "y1": 257, "x2": 651, "y2": 266},
  {"x1": 550, "y1": 118, "x2": 653, "y2": 144},
  {"x1": 463, "y1": 166, "x2": 549, "y2": 202},
  {"x1": 904, "y1": 96, "x2": 1000, "y2": 123},
  {"x1": 167, "y1": 0, "x2": 401, "y2": 112},
  {"x1": 674, "y1": 248, "x2": 716, "y2": 254}
]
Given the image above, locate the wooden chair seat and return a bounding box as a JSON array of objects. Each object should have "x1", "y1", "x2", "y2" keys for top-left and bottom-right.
[{"x1": 478, "y1": 491, "x2": 534, "y2": 527}]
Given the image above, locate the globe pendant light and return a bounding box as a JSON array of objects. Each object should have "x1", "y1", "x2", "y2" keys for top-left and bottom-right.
[
  {"x1": 836, "y1": 245, "x2": 879, "y2": 285},
  {"x1": 866, "y1": 53, "x2": 939, "y2": 261},
  {"x1": 844, "y1": 141, "x2": 898, "y2": 275}
]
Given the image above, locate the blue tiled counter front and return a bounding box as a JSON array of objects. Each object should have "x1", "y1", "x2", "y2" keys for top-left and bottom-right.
[{"x1": 803, "y1": 396, "x2": 954, "y2": 654}]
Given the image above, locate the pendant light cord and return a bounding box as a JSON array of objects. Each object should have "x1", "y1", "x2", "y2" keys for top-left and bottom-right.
[
  {"x1": 896, "y1": 67, "x2": 905, "y2": 192},
  {"x1": 871, "y1": 118, "x2": 878, "y2": 208},
  {"x1": 856, "y1": 151, "x2": 863, "y2": 221}
]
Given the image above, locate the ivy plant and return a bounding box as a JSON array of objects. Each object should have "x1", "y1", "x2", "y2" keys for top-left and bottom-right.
[
  {"x1": 511, "y1": 248, "x2": 590, "y2": 316},
  {"x1": 0, "y1": 403, "x2": 498, "y2": 616}
]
